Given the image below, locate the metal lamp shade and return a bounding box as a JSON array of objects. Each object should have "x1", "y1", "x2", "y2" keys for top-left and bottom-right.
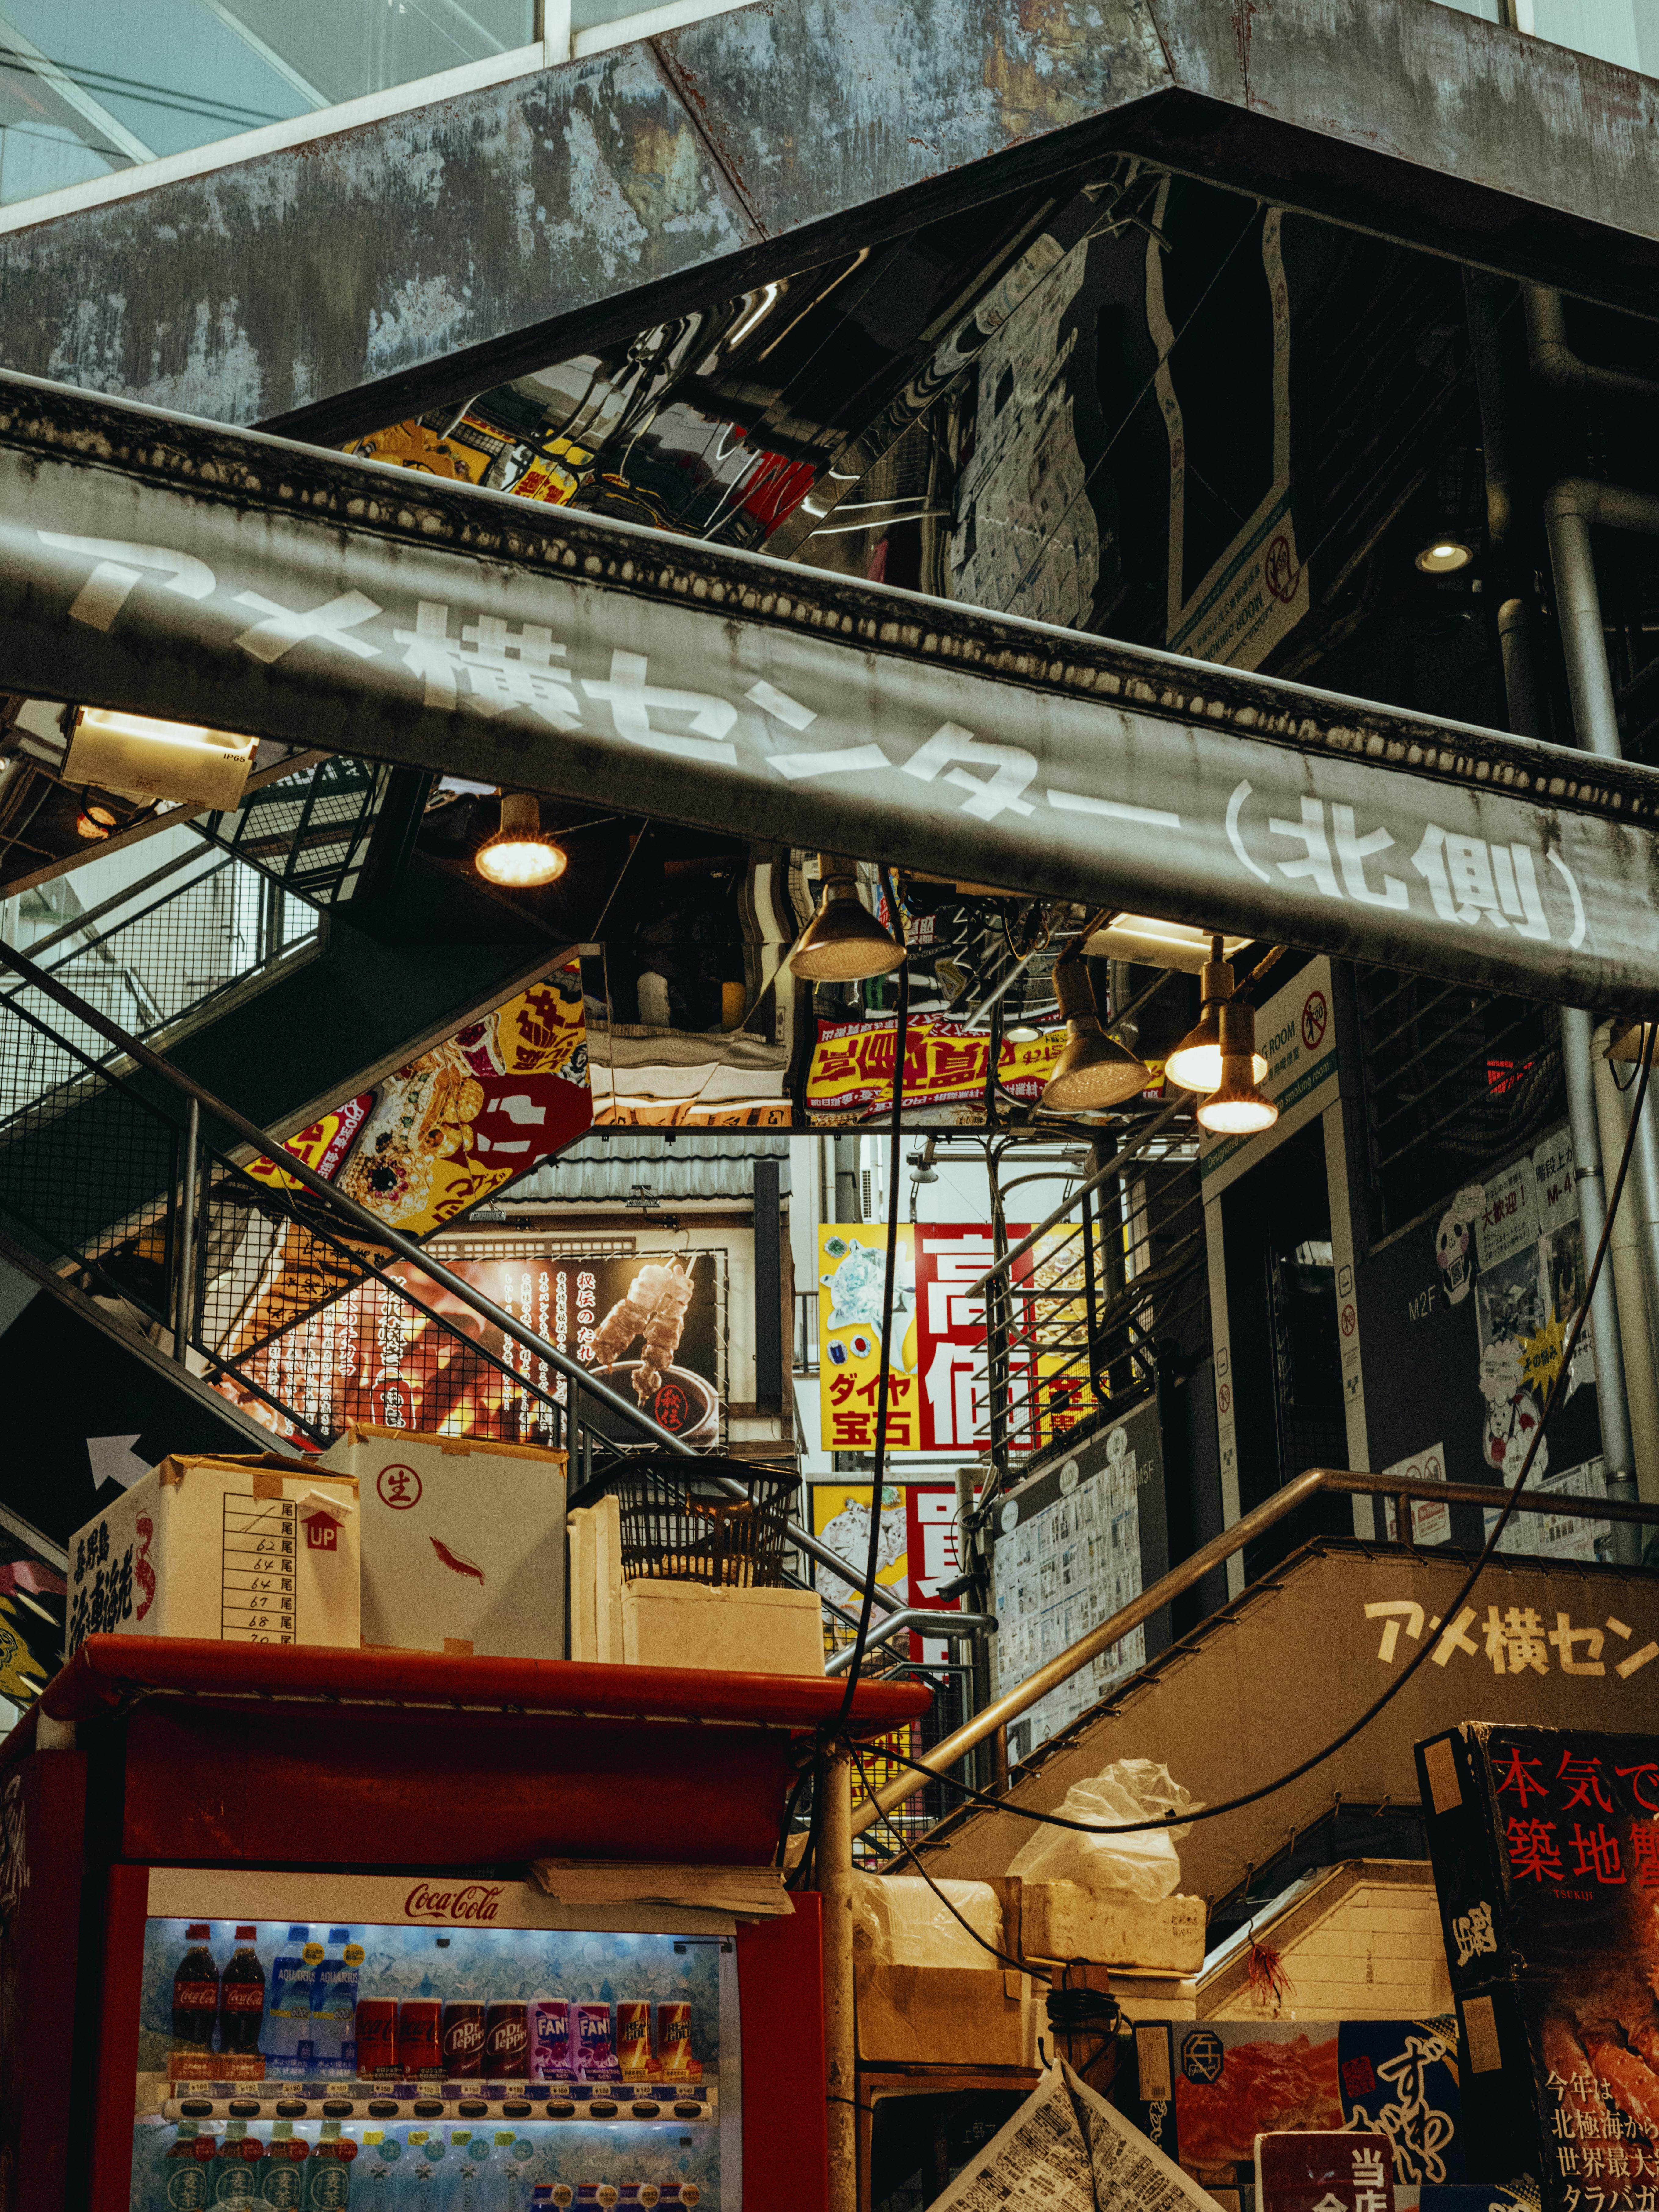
[
  {"x1": 788, "y1": 865, "x2": 905, "y2": 981},
  {"x1": 1039, "y1": 959, "x2": 1150, "y2": 1110}
]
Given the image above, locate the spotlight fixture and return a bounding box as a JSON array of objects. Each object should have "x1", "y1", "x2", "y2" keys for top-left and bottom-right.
[
  {"x1": 1414, "y1": 538, "x2": 1473, "y2": 575},
  {"x1": 64, "y1": 707, "x2": 256, "y2": 810},
  {"x1": 788, "y1": 856, "x2": 905, "y2": 983},
  {"x1": 1038, "y1": 959, "x2": 1151, "y2": 1112},
  {"x1": 1166, "y1": 939, "x2": 1269, "y2": 1094},
  {"x1": 1196, "y1": 1000, "x2": 1279, "y2": 1134},
  {"x1": 475, "y1": 792, "x2": 567, "y2": 888},
  {"x1": 74, "y1": 801, "x2": 119, "y2": 842}
]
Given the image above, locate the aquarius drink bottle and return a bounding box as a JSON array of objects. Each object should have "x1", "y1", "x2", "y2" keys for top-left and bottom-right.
[
  {"x1": 311, "y1": 1928, "x2": 361, "y2": 2077},
  {"x1": 263, "y1": 1927, "x2": 315, "y2": 2075}
]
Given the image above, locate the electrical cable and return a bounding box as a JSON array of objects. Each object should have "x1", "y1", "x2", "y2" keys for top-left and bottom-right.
[
  {"x1": 849, "y1": 1743, "x2": 1052, "y2": 1984},
  {"x1": 831, "y1": 891, "x2": 912, "y2": 1731},
  {"x1": 859, "y1": 1023, "x2": 1653, "y2": 1839}
]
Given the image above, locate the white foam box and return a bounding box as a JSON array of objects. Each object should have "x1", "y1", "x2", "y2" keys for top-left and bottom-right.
[
  {"x1": 1019, "y1": 1879, "x2": 1207, "y2": 1973},
  {"x1": 619, "y1": 1580, "x2": 825, "y2": 1676},
  {"x1": 319, "y1": 1426, "x2": 566, "y2": 1660},
  {"x1": 67, "y1": 1454, "x2": 360, "y2": 1655}
]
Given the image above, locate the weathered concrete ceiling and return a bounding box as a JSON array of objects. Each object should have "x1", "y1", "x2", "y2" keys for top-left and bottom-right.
[{"x1": 0, "y1": 0, "x2": 1656, "y2": 443}]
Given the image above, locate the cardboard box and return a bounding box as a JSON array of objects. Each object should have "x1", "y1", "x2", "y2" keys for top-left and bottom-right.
[
  {"x1": 67, "y1": 1454, "x2": 359, "y2": 1654},
  {"x1": 319, "y1": 1427, "x2": 565, "y2": 1660},
  {"x1": 1020, "y1": 1880, "x2": 1206, "y2": 1972},
  {"x1": 619, "y1": 1580, "x2": 824, "y2": 1676},
  {"x1": 1125, "y1": 2020, "x2": 1463, "y2": 2190},
  {"x1": 856, "y1": 1962, "x2": 1036, "y2": 2068}
]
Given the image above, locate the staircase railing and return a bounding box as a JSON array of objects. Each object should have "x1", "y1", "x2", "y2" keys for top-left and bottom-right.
[
  {"x1": 0, "y1": 937, "x2": 901, "y2": 1613},
  {"x1": 0, "y1": 847, "x2": 321, "y2": 1126},
  {"x1": 850, "y1": 1463, "x2": 1659, "y2": 1836}
]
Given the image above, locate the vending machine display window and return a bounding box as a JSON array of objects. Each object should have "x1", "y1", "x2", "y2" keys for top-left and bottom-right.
[{"x1": 129, "y1": 1874, "x2": 737, "y2": 2210}]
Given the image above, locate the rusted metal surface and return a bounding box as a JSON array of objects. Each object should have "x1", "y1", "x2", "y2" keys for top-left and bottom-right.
[
  {"x1": 4, "y1": 371, "x2": 1659, "y2": 1014},
  {"x1": 0, "y1": 0, "x2": 1655, "y2": 443}
]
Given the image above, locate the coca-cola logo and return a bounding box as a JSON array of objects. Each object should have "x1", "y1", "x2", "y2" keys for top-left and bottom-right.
[{"x1": 403, "y1": 1882, "x2": 502, "y2": 1923}]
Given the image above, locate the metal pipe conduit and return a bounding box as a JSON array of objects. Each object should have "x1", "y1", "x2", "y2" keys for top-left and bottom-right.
[
  {"x1": 1526, "y1": 289, "x2": 1659, "y2": 409},
  {"x1": 848, "y1": 1464, "x2": 1659, "y2": 1836},
  {"x1": 822, "y1": 1607, "x2": 999, "y2": 1675},
  {"x1": 0, "y1": 936, "x2": 902, "y2": 1615},
  {"x1": 1540, "y1": 465, "x2": 1659, "y2": 1562}
]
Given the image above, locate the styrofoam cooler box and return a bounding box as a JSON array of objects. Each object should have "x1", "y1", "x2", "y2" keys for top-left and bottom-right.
[
  {"x1": 319, "y1": 1426, "x2": 566, "y2": 1659},
  {"x1": 67, "y1": 1454, "x2": 360, "y2": 1655}
]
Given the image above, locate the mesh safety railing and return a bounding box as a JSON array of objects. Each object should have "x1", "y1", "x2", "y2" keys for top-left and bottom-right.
[
  {"x1": 0, "y1": 978, "x2": 634, "y2": 1474},
  {"x1": 0, "y1": 849, "x2": 319, "y2": 1126}
]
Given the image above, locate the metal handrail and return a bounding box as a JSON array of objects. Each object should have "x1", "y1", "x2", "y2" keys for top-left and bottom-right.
[
  {"x1": 966, "y1": 1094, "x2": 1186, "y2": 1295},
  {"x1": 850, "y1": 1463, "x2": 1659, "y2": 1834},
  {"x1": 823, "y1": 1607, "x2": 999, "y2": 1675},
  {"x1": 0, "y1": 935, "x2": 900, "y2": 1613}
]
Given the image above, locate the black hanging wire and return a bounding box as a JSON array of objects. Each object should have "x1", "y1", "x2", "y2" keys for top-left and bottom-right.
[
  {"x1": 858, "y1": 1025, "x2": 1654, "y2": 1840},
  {"x1": 850, "y1": 1742, "x2": 1050, "y2": 1984}
]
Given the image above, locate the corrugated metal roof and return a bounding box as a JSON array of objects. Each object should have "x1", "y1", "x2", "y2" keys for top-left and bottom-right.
[{"x1": 504, "y1": 1132, "x2": 792, "y2": 1207}]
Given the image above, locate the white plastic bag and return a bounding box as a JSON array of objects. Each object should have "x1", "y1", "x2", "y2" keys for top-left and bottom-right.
[
  {"x1": 850, "y1": 1874, "x2": 1005, "y2": 1969},
  {"x1": 1004, "y1": 1758, "x2": 1199, "y2": 1902}
]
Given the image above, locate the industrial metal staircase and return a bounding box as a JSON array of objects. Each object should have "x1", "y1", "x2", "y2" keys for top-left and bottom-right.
[{"x1": 907, "y1": 1526, "x2": 1659, "y2": 1912}]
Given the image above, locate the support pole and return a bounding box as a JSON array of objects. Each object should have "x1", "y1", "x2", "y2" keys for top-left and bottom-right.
[
  {"x1": 1540, "y1": 469, "x2": 1659, "y2": 1562},
  {"x1": 820, "y1": 1753, "x2": 857, "y2": 2212}
]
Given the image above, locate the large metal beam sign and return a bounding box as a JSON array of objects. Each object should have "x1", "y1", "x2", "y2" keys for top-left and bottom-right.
[{"x1": 5, "y1": 373, "x2": 1659, "y2": 1014}]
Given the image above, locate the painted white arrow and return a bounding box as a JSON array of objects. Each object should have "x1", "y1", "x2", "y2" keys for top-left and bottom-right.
[{"x1": 86, "y1": 1435, "x2": 150, "y2": 1491}]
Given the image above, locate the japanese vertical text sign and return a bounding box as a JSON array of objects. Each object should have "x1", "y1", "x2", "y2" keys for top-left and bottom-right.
[
  {"x1": 817, "y1": 1224, "x2": 1039, "y2": 1454},
  {"x1": 1416, "y1": 1722, "x2": 1659, "y2": 2212},
  {"x1": 1255, "y1": 2133, "x2": 1397, "y2": 2212}
]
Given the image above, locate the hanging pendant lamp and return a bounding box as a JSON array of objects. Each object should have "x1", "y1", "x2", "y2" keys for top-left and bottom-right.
[
  {"x1": 788, "y1": 856, "x2": 906, "y2": 982},
  {"x1": 1038, "y1": 959, "x2": 1151, "y2": 1111}
]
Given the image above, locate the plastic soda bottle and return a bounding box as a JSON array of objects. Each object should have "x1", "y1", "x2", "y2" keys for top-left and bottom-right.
[
  {"x1": 210, "y1": 2119, "x2": 265, "y2": 2205},
  {"x1": 258, "y1": 2121, "x2": 309, "y2": 2209},
  {"x1": 441, "y1": 2132, "x2": 487, "y2": 2212},
  {"x1": 357, "y1": 2133, "x2": 403, "y2": 2205},
  {"x1": 482, "y1": 2133, "x2": 535, "y2": 2212},
  {"x1": 218, "y1": 1929, "x2": 266, "y2": 2057},
  {"x1": 171, "y1": 1927, "x2": 220, "y2": 2054},
  {"x1": 263, "y1": 1927, "x2": 315, "y2": 2073},
  {"x1": 398, "y1": 2131, "x2": 447, "y2": 2212},
  {"x1": 303, "y1": 2120, "x2": 357, "y2": 2210},
  {"x1": 312, "y1": 1928, "x2": 362, "y2": 2076},
  {"x1": 161, "y1": 2120, "x2": 216, "y2": 2210}
]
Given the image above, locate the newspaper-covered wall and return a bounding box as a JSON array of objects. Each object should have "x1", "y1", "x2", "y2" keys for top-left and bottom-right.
[{"x1": 933, "y1": 2061, "x2": 1225, "y2": 2212}]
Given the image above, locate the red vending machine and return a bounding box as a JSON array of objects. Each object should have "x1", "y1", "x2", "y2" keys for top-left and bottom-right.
[{"x1": 1, "y1": 1637, "x2": 926, "y2": 2212}]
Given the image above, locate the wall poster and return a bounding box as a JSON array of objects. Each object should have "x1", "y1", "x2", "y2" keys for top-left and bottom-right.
[{"x1": 991, "y1": 1398, "x2": 1159, "y2": 1760}]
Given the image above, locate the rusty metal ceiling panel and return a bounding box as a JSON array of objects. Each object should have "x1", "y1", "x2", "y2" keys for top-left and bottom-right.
[
  {"x1": 4, "y1": 373, "x2": 1659, "y2": 1016},
  {"x1": 0, "y1": 0, "x2": 1655, "y2": 445}
]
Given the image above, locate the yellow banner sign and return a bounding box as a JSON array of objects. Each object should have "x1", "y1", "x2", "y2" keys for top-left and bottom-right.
[{"x1": 806, "y1": 1016, "x2": 1063, "y2": 1120}]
